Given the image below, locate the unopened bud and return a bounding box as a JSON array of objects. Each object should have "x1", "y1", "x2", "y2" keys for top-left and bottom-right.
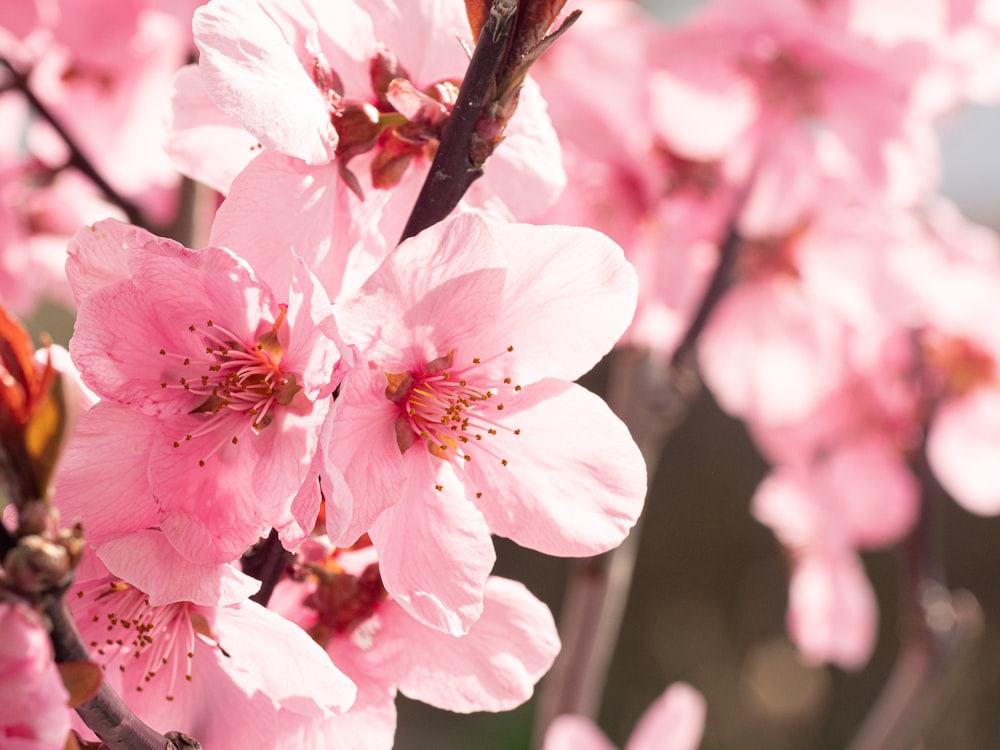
[{"x1": 3, "y1": 535, "x2": 72, "y2": 594}]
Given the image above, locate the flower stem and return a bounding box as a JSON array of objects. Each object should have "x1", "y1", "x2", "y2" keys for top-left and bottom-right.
[
  {"x1": 847, "y1": 446, "x2": 982, "y2": 750},
  {"x1": 0, "y1": 57, "x2": 151, "y2": 229},
  {"x1": 531, "y1": 224, "x2": 741, "y2": 743},
  {"x1": 397, "y1": 0, "x2": 518, "y2": 243}
]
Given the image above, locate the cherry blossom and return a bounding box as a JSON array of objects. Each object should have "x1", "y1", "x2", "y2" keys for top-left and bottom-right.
[
  {"x1": 269, "y1": 539, "x2": 560, "y2": 749},
  {"x1": 647, "y1": 0, "x2": 933, "y2": 235},
  {"x1": 543, "y1": 683, "x2": 706, "y2": 750},
  {"x1": 531, "y1": 0, "x2": 730, "y2": 359},
  {"x1": 67, "y1": 530, "x2": 356, "y2": 749},
  {"x1": 56, "y1": 218, "x2": 342, "y2": 563},
  {"x1": 169, "y1": 0, "x2": 565, "y2": 303},
  {"x1": 327, "y1": 212, "x2": 645, "y2": 633}
]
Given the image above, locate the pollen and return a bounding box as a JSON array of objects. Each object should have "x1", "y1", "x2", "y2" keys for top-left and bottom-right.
[
  {"x1": 159, "y1": 313, "x2": 301, "y2": 467},
  {"x1": 385, "y1": 346, "x2": 523, "y2": 482}
]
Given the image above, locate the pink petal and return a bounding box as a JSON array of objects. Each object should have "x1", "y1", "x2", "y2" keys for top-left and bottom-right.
[
  {"x1": 370, "y1": 460, "x2": 495, "y2": 636},
  {"x1": 391, "y1": 577, "x2": 559, "y2": 712},
  {"x1": 211, "y1": 601, "x2": 357, "y2": 716},
  {"x1": 467, "y1": 379, "x2": 646, "y2": 556},
  {"x1": 193, "y1": 0, "x2": 338, "y2": 164},
  {"x1": 544, "y1": 717, "x2": 617, "y2": 750},
  {"x1": 485, "y1": 222, "x2": 638, "y2": 384},
  {"x1": 165, "y1": 64, "x2": 260, "y2": 194},
  {"x1": 627, "y1": 683, "x2": 707, "y2": 750},
  {"x1": 699, "y1": 280, "x2": 847, "y2": 426},
  {"x1": 335, "y1": 212, "x2": 508, "y2": 370},
  {"x1": 95, "y1": 530, "x2": 261, "y2": 607},
  {"x1": 928, "y1": 387, "x2": 1000, "y2": 514},
  {"x1": 70, "y1": 242, "x2": 275, "y2": 413},
  {"x1": 52, "y1": 403, "x2": 159, "y2": 543},
  {"x1": 788, "y1": 546, "x2": 877, "y2": 670},
  {"x1": 66, "y1": 218, "x2": 177, "y2": 303},
  {"x1": 151, "y1": 405, "x2": 327, "y2": 564},
  {"x1": 325, "y1": 367, "x2": 407, "y2": 546},
  {"x1": 813, "y1": 436, "x2": 918, "y2": 548}
]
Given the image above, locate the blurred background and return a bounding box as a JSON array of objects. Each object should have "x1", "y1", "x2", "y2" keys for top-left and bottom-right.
[{"x1": 390, "y1": 1, "x2": 1000, "y2": 748}]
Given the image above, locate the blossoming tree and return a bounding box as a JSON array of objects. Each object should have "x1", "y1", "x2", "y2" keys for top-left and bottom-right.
[{"x1": 1, "y1": 0, "x2": 999, "y2": 748}]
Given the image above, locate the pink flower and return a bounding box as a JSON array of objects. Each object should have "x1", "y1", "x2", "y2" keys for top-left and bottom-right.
[
  {"x1": 327, "y1": 213, "x2": 646, "y2": 633},
  {"x1": 56, "y1": 218, "x2": 342, "y2": 563},
  {"x1": 531, "y1": 0, "x2": 731, "y2": 359},
  {"x1": 648, "y1": 0, "x2": 932, "y2": 235},
  {"x1": 0, "y1": 602, "x2": 72, "y2": 750},
  {"x1": 68, "y1": 530, "x2": 356, "y2": 749},
  {"x1": 543, "y1": 683, "x2": 706, "y2": 750},
  {"x1": 169, "y1": 0, "x2": 565, "y2": 304},
  {"x1": 269, "y1": 540, "x2": 560, "y2": 749}
]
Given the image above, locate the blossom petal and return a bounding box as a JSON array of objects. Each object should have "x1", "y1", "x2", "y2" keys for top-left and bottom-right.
[
  {"x1": 52, "y1": 403, "x2": 159, "y2": 543},
  {"x1": 543, "y1": 717, "x2": 617, "y2": 750},
  {"x1": 193, "y1": 0, "x2": 339, "y2": 164},
  {"x1": 392, "y1": 577, "x2": 559, "y2": 712},
  {"x1": 335, "y1": 213, "x2": 507, "y2": 370},
  {"x1": 96, "y1": 530, "x2": 260, "y2": 607},
  {"x1": 485, "y1": 222, "x2": 638, "y2": 384},
  {"x1": 370, "y1": 460, "x2": 494, "y2": 636},
  {"x1": 627, "y1": 683, "x2": 707, "y2": 750},
  {"x1": 165, "y1": 64, "x2": 260, "y2": 194},
  {"x1": 928, "y1": 388, "x2": 1000, "y2": 515},
  {"x1": 325, "y1": 367, "x2": 406, "y2": 546},
  {"x1": 467, "y1": 379, "x2": 646, "y2": 556},
  {"x1": 212, "y1": 601, "x2": 357, "y2": 716},
  {"x1": 151, "y1": 404, "x2": 327, "y2": 564}
]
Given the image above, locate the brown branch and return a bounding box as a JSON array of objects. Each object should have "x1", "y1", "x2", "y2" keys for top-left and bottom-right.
[
  {"x1": 242, "y1": 529, "x2": 292, "y2": 607},
  {"x1": 0, "y1": 57, "x2": 151, "y2": 229},
  {"x1": 398, "y1": 0, "x2": 518, "y2": 243},
  {"x1": 44, "y1": 588, "x2": 190, "y2": 750},
  {"x1": 847, "y1": 445, "x2": 983, "y2": 750}
]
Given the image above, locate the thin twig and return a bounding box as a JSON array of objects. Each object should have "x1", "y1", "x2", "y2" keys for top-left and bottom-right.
[
  {"x1": 242, "y1": 529, "x2": 292, "y2": 607},
  {"x1": 44, "y1": 588, "x2": 186, "y2": 750},
  {"x1": 531, "y1": 225, "x2": 742, "y2": 745},
  {"x1": 847, "y1": 445, "x2": 983, "y2": 750},
  {"x1": 0, "y1": 57, "x2": 150, "y2": 228},
  {"x1": 397, "y1": 0, "x2": 518, "y2": 243}
]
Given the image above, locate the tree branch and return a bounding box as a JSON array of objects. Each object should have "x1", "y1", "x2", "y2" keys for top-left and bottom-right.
[
  {"x1": 242, "y1": 529, "x2": 292, "y2": 607},
  {"x1": 847, "y1": 445, "x2": 983, "y2": 750},
  {"x1": 0, "y1": 57, "x2": 151, "y2": 229},
  {"x1": 44, "y1": 589, "x2": 189, "y2": 750},
  {"x1": 398, "y1": 0, "x2": 518, "y2": 243}
]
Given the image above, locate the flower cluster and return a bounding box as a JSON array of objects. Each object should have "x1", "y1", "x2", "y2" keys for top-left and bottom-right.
[{"x1": 2, "y1": 0, "x2": 1000, "y2": 748}]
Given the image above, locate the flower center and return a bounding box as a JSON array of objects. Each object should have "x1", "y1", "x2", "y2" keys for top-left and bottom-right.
[
  {"x1": 311, "y1": 48, "x2": 459, "y2": 195},
  {"x1": 73, "y1": 578, "x2": 213, "y2": 702},
  {"x1": 305, "y1": 561, "x2": 387, "y2": 651},
  {"x1": 158, "y1": 305, "x2": 302, "y2": 466},
  {"x1": 922, "y1": 333, "x2": 997, "y2": 397},
  {"x1": 385, "y1": 347, "x2": 522, "y2": 475}
]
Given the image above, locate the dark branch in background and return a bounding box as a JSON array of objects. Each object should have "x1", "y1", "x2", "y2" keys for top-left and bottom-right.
[
  {"x1": 532, "y1": 224, "x2": 742, "y2": 744},
  {"x1": 0, "y1": 57, "x2": 151, "y2": 229},
  {"x1": 242, "y1": 528, "x2": 293, "y2": 607},
  {"x1": 398, "y1": 1, "x2": 518, "y2": 243},
  {"x1": 847, "y1": 437, "x2": 982, "y2": 750},
  {"x1": 44, "y1": 589, "x2": 189, "y2": 750}
]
